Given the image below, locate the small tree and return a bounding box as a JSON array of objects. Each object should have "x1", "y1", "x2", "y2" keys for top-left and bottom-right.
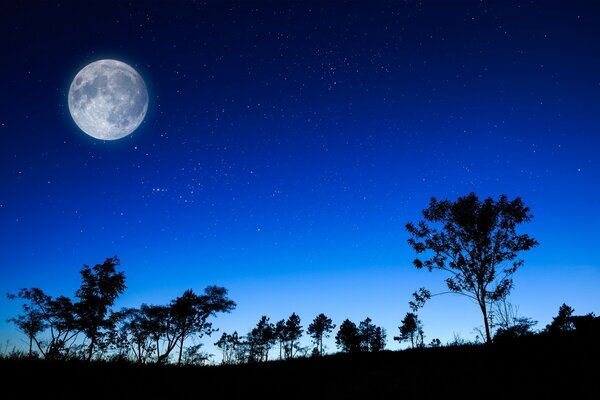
[
  {"x1": 247, "y1": 316, "x2": 275, "y2": 362},
  {"x1": 215, "y1": 331, "x2": 240, "y2": 364},
  {"x1": 358, "y1": 317, "x2": 386, "y2": 352},
  {"x1": 111, "y1": 307, "x2": 155, "y2": 363},
  {"x1": 6, "y1": 303, "x2": 46, "y2": 358},
  {"x1": 307, "y1": 313, "x2": 336, "y2": 356},
  {"x1": 335, "y1": 319, "x2": 359, "y2": 353},
  {"x1": 406, "y1": 193, "x2": 538, "y2": 343},
  {"x1": 140, "y1": 304, "x2": 170, "y2": 362},
  {"x1": 490, "y1": 298, "x2": 536, "y2": 342},
  {"x1": 7, "y1": 288, "x2": 79, "y2": 360},
  {"x1": 546, "y1": 303, "x2": 575, "y2": 334},
  {"x1": 182, "y1": 344, "x2": 210, "y2": 366},
  {"x1": 394, "y1": 312, "x2": 424, "y2": 348}
]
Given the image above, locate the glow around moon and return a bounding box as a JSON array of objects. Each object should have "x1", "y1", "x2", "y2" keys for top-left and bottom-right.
[{"x1": 68, "y1": 60, "x2": 148, "y2": 140}]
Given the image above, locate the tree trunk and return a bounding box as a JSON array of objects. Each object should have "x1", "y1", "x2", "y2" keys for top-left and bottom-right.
[
  {"x1": 177, "y1": 335, "x2": 184, "y2": 366},
  {"x1": 28, "y1": 336, "x2": 33, "y2": 358},
  {"x1": 480, "y1": 301, "x2": 492, "y2": 344},
  {"x1": 319, "y1": 336, "x2": 323, "y2": 356},
  {"x1": 87, "y1": 336, "x2": 96, "y2": 361}
]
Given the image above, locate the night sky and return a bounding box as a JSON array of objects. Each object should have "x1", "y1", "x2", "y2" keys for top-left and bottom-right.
[{"x1": 1, "y1": 1, "x2": 599, "y2": 354}]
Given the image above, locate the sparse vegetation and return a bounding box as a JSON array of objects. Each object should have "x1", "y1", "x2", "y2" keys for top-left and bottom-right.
[{"x1": 3, "y1": 194, "x2": 598, "y2": 399}]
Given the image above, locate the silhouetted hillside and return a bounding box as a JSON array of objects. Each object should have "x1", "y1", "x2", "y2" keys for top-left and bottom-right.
[{"x1": 3, "y1": 332, "x2": 597, "y2": 398}]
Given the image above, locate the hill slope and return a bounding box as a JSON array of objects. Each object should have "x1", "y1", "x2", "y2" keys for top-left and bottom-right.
[{"x1": 3, "y1": 334, "x2": 597, "y2": 398}]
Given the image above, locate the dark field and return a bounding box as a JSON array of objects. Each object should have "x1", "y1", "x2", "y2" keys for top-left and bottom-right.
[{"x1": 3, "y1": 333, "x2": 597, "y2": 399}]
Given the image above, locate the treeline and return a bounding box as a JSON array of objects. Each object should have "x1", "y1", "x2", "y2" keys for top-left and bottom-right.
[
  {"x1": 6, "y1": 256, "x2": 388, "y2": 365},
  {"x1": 6, "y1": 256, "x2": 600, "y2": 366},
  {"x1": 7, "y1": 257, "x2": 234, "y2": 365},
  {"x1": 7, "y1": 194, "x2": 600, "y2": 365},
  {"x1": 214, "y1": 314, "x2": 386, "y2": 364}
]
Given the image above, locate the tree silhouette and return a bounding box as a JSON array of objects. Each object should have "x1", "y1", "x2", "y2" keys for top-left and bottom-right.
[
  {"x1": 6, "y1": 292, "x2": 47, "y2": 358},
  {"x1": 406, "y1": 193, "x2": 538, "y2": 343},
  {"x1": 570, "y1": 313, "x2": 600, "y2": 335},
  {"x1": 307, "y1": 313, "x2": 336, "y2": 356},
  {"x1": 490, "y1": 298, "x2": 536, "y2": 342},
  {"x1": 166, "y1": 286, "x2": 236, "y2": 366},
  {"x1": 335, "y1": 318, "x2": 385, "y2": 353},
  {"x1": 394, "y1": 312, "x2": 424, "y2": 348},
  {"x1": 7, "y1": 288, "x2": 79, "y2": 360},
  {"x1": 75, "y1": 256, "x2": 126, "y2": 361},
  {"x1": 111, "y1": 307, "x2": 156, "y2": 363},
  {"x1": 358, "y1": 317, "x2": 386, "y2": 352},
  {"x1": 140, "y1": 304, "x2": 170, "y2": 362},
  {"x1": 274, "y1": 319, "x2": 286, "y2": 359},
  {"x1": 181, "y1": 343, "x2": 210, "y2": 366},
  {"x1": 215, "y1": 331, "x2": 240, "y2": 364},
  {"x1": 546, "y1": 303, "x2": 575, "y2": 334},
  {"x1": 336, "y1": 319, "x2": 359, "y2": 353},
  {"x1": 395, "y1": 289, "x2": 428, "y2": 348},
  {"x1": 283, "y1": 313, "x2": 303, "y2": 359},
  {"x1": 247, "y1": 316, "x2": 275, "y2": 362},
  {"x1": 371, "y1": 326, "x2": 386, "y2": 352}
]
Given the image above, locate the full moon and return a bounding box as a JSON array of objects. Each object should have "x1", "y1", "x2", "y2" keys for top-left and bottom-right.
[{"x1": 68, "y1": 59, "x2": 148, "y2": 140}]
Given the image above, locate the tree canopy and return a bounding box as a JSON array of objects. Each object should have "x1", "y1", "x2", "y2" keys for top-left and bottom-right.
[{"x1": 406, "y1": 193, "x2": 538, "y2": 343}]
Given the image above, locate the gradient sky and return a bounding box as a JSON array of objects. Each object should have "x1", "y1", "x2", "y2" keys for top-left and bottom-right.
[{"x1": 1, "y1": 1, "x2": 599, "y2": 357}]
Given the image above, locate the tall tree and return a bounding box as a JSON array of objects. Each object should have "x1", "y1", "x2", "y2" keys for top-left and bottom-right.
[
  {"x1": 274, "y1": 319, "x2": 286, "y2": 359},
  {"x1": 307, "y1": 313, "x2": 336, "y2": 356},
  {"x1": 141, "y1": 304, "x2": 170, "y2": 362},
  {"x1": 406, "y1": 193, "x2": 538, "y2": 343},
  {"x1": 76, "y1": 256, "x2": 126, "y2": 361},
  {"x1": 335, "y1": 319, "x2": 359, "y2": 353},
  {"x1": 283, "y1": 313, "x2": 303, "y2": 359},
  {"x1": 370, "y1": 326, "x2": 387, "y2": 352},
  {"x1": 167, "y1": 286, "x2": 236, "y2": 366},
  {"x1": 247, "y1": 316, "x2": 275, "y2": 362}
]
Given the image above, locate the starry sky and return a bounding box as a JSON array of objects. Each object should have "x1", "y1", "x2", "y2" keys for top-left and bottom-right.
[{"x1": 1, "y1": 1, "x2": 599, "y2": 354}]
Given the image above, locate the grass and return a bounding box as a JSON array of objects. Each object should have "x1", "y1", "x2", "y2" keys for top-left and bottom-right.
[{"x1": 2, "y1": 333, "x2": 597, "y2": 398}]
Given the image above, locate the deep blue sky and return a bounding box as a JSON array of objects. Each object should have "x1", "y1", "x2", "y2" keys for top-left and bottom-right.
[{"x1": 1, "y1": 1, "x2": 599, "y2": 354}]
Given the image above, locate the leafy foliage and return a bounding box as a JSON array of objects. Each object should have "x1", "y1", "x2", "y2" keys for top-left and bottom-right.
[
  {"x1": 335, "y1": 319, "x2": 360, "y2": 353},
  {"x1": 283, "y1": 313, "x2": 303, "y2": 359},
  {"x1": 335, "y1": 318, "x2": 386, "y2": 353},
  {"x1": 546, "y1": 304, "x2": 575, "y2": 334},
  {"x1": 247, "y1": 316, "x2": 275, "y2": 362},
  {"x1": 76, "y1": 256, "x2": 126, "y2": 361},
  {"x1": 215, "y1": 331, "x2": 240, "y2": 364},
  {"x1": 394, "y1": 312, "x2": 424, "y2": 348},
  {"x1": 307, "y1": 313, "x2": 336, "y2": 356},
  {"x1": 406, "y1": 193, "x2": 538, "y2": 343}
]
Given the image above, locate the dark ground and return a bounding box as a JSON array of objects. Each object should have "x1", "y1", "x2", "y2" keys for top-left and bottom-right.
[{"x1": 2, "y1": 333, "x2": 597, "y2": 399}]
